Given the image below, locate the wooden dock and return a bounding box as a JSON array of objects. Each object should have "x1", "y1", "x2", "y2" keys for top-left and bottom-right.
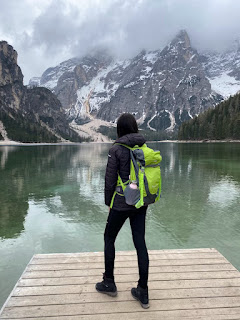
[{"x1": 1, "y1": 248, "x2": 240, "y2": 319}]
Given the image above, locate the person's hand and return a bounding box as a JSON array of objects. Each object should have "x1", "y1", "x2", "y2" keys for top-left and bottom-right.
[{"x1": 108, "y1": 207, "x2": 111, "y2": 212}]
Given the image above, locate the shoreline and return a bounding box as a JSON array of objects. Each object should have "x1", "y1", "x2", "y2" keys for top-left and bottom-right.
[
  {"x1": 0, "y1": 141, "x2": 99, "y2": 146},
  {"x1": 0, "y1": 139, "x2": 240, "y2": 146},
  {"x1": 157, "y1": 139, "x2": 240, "y2": 143}
]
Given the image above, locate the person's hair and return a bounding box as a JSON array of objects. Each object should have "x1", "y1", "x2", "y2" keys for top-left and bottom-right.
[{"x1": 117, "y1": 113, "x2": 138, "y2": 138}]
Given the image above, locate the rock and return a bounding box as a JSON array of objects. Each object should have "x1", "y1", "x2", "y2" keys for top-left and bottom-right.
[
  {"x1": 0, "y1": 41, "x2": 23, "y2": 86},
  {"x1": 0, "y1": 41, "x2": 82, "y2": 142}
]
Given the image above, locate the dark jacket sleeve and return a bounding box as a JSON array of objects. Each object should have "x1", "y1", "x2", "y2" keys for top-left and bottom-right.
[{"x1": 105, "y1": 146, "x2": 120, "y2": 206}]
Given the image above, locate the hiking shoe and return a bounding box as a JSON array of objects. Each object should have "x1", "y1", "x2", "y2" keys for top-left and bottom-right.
[
  {"x1": 95, "y1": 273, "x2": 117, "y2": 297},
  {"x1": 131, "y1": 285, "x2": 149, "y2": 309}
]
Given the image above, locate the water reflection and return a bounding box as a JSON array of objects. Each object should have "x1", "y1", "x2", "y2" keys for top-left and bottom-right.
[
  {"x1": 0, "y1": 144, "x2": 110, "y2": 239},
  {"x1": 147, "y1": 142, "x2": 240, "y2": 247},
  {"x1": 0, "y1": 146, "x2": 77, "y2": 238},
  {"x1": 0, "y1": 147, "x2": 18, "y2": 169},
  {"x1": 1, "y1": 143, "x2": 240, "y2": 242},
  {"x1": 208, "y1": 177, "x2": 240, "y2": 208}
]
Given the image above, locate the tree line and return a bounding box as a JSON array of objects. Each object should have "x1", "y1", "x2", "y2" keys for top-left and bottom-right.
[
  {"x1": 178, "y1": 93, "x2": 240, "y2": 140},
  {"x1": 0, "y1": 110, "x2": 58, "y2": 143},
  {"x1": 98, "y1": 125, "x2": 177, "y2": 141}
]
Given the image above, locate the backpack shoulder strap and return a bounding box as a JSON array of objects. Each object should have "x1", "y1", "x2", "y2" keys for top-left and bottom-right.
[
  {"x1": 114, "y1": 143, "x2": 140, "y2": 185},
  {"x1": 114, "y1": 143, "x2": 133, "y2": 150}
]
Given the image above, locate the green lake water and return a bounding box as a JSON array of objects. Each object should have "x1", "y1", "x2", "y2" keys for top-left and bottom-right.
[{"x1": 0, "y1": 142, "x2": 240, "y2": 308}]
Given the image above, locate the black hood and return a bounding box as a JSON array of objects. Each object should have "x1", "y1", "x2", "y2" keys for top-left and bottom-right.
[{"x1": 115, "y1": 133, "x2": 146, "y2": 148}]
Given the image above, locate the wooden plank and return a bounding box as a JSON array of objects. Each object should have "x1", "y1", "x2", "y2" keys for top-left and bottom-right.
[
  {"x1": 185, "y1": 316, "x2": 240, "y2": 320},
  {"x1": 32, "y1": 252, "x2": 222, "y2": 262},
  {"x1": 17, "y1": 271, "x2": 240, "y2": 286},
  {"x1": 7, "y1": 287, "x2": 240, "y2": 307},
  {"x1": 30, "y1": 255, "x2": 226, "y2": 265},
  {"x1": 22, "y1": 268, "x2": 240, "y2": 279},
  {"x1": 2, "y1": 308, "x2": 240, "y2": 320},
  {"x1": 2, "y1": 297, "x2": 240, "y2": 318},
  {"x1": 26, "y1": 263, "x2": 235, "y2": 273},
  {"x1": 13, "y1": 278, "x2": 240, "y2": 296},
  {"x1": 28, "y1": 259, "x2": 230, "y2": 270},
  {"x1": 2, "y1": 316, "x2": 240, "y2": 320},
  {"x1": 29, "y1": 257, "x2": 228, "y2": 266},
  {"x1": 33, "y1": 248, "x2": 218, "y2": 259}
]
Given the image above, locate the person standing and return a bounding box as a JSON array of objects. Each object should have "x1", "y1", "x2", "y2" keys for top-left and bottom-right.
[{"x1": 95, "y1": 113, "x2": 149, "y2": 309}]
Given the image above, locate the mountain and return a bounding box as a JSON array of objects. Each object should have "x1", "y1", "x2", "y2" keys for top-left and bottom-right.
[
  {"x1": 201, "y1": 40, "x2": 240, "y2": 98},
  {"x1": 0, "y1": 41, "x2": 82, "y2": 143},
  {"x1": 178, "y1": 92, "x2": 240, "y2": 140},
  {"x1": 97, "y1": 30, "x2": 223, "y2": 131},
  {"x1": 30, "y1": 30, "x2": 224, "y2": 132}
]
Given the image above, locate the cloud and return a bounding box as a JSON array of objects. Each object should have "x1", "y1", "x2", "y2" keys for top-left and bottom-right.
[{"x1": 0, "y1": 0, "x2": 240, "y2": 83}]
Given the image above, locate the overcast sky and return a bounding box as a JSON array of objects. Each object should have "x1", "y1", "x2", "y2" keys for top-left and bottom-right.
[{"x1": 0, "y1": 0, "x2": 240, "y2": 83}]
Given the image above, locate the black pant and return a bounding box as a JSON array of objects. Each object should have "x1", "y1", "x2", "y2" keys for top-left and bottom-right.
[{"x1": 104, "y1": 206, "x2": 149, "y2": 289}]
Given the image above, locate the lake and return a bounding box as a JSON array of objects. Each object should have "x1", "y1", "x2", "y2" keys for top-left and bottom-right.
[{"x1": 0, "y1": 142, "x2": 240, "y2": 308}]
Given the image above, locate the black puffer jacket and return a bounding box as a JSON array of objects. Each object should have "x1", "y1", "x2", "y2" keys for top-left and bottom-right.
[{"x1": 105, "y1": 133, "x2": 146, "y2": 211}]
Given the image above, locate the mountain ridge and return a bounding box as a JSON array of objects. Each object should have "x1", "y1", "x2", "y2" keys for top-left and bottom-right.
[{"x1": 30, "y1": 30, "x2": 231, "y2": 133}]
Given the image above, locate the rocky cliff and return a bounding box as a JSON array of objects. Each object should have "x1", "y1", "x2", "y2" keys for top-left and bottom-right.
[{"x1": 0, "y1": 41, "x2": 82, "y2": 142}]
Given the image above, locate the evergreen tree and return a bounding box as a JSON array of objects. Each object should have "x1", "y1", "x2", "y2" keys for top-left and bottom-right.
[{"x1": 178, "y1": 92, "x2": 240, "y2": 140}]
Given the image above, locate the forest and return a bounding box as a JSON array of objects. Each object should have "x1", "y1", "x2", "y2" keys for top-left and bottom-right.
[
  {"x1": 0, "y1": 110, "x2": 58, "y2": 143},
  {"x1": 178, "y1": 93, "x2": 240, "y2": 140}
]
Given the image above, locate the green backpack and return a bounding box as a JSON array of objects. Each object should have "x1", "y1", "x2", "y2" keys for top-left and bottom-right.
[{"x1": 110, "y1": 143, "x2": 162, "y2": 209}]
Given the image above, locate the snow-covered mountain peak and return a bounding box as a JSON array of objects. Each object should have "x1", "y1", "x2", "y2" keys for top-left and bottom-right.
[
  {"x1": 40, "y1": 58, "x2": 81, "y2": 90},
  {"x1": 164, "y1": 30, "x2": 192, "y2": 57},
  {"x1": 170, "y1": 29, "x2": 191, "y2": 49},
  {"x1": 29, "y1": 30, "x2": 240, "y2": 132},
  {"x1": 160, "y1": 30, "x2": 197, "y2": 67}
]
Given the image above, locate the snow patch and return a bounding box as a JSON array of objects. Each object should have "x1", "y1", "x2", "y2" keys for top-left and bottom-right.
[
  {"x1": 41, "y1": 61, "x2": 77, "y2": 89},
  {"x1": 147, "y1": 114, "x2": 157, "y2": 131},
  {"x1": 177, "y1": 75, "x2": 199, "y2": 88},
  {"x1": 82, "y1": 65, "x2": 92, "y2": 73},
  {"x1": 188, "y1": 110, "x2": 193, "y2": 119},
  {"x1": 119, "y1": 59, "x2": 131, "y2": 69},
  {"x1": 137, "y1": 110, "x2": 146, "y2": 125},
  {"x1": 124, "y1": 81, "x2": 136, "y2": 88},
  {"x1": 74, "y1": 63, "x2": 120, "y2": 117},
  {"x1": 187, "y1": 54, "x2": 196, "y2": 64},
  {"x1": 165, "y1": 110, "x2": 176, "y2": 131},
  {"x1": 145, "y1": 66, "x2": 152, "y2": 73},
  {"x1": 144, "y1": 51, "x2": 158, "y2": 64},
  {"x1": 208, "y1": 73, "x2": 240, "y2": 98},
  {"x1": 139, "y1": 74, "x2": 149, "y2": 81}
]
